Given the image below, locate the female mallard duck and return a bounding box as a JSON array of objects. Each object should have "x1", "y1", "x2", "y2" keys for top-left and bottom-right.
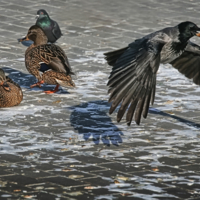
[
  {"x1": 20, "y1": 25, "x2": 75, "y2": 94},
  {"x1": 0, "y1": 69, "x2": 23, "y2": 107}
]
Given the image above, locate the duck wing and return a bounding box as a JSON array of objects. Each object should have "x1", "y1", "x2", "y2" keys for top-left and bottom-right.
[
  {"x1": 37, "y1": 44, "x2": 74, "y2": 75},
  {"x1": 6, "y1": 76, "x2": 21, "y2": 89}
]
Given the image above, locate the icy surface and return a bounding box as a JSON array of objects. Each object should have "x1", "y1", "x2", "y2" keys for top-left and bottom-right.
[{"x1": 0, "y1": 0, "x2": 200, "y2": 199}]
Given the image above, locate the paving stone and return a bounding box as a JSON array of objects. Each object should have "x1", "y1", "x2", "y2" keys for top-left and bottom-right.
[
  {"x1": 0, "y1": 154, "x2": 25, "y2": 163},
  {"x1": 82, "y1": 177, "x2": 112, "y2": 187},
  {"x1": 163, "y1": 187, "x2": 194, "y2": 199},
  {"x1": 6, "y1": 168, "x2": 53, "y2": 179},
  {"x1": 1, "y1": 182, "x2": 33, "y2": 193},
  {"x1": 89, "y1": 169, "x2": 131, "y2": 178},
  {"x1": 99, "y1": 162, "x2": 149, "y2": 173},
  {"x1": 63, "y1": 192, "x2": 95, "y2": 200},
  {"x1": 50, "y1": 170, "x2": 95, "y2": 180},
  {"x1": 65, "y1": 164, "x2": 105, "y2": 172},
  {"x1": 0, "y1": 191, "x2": 17, "y2": 199},
  {"x1": 1, "y1": 175, "x2": 39, "y2": 186},
  {"x1": 113, "y1": 195, "x2": 142, "y2": 200},
  {"x1": 38, "y1": 176, "x2": 86, "y2": 187},
  {"x1": 68, "y1": 155, "x2": 110, "y2": 164},
  {"x1": 20, "y1": 192, "x2": 68, "y2": 200},
  {"x1": 158, "y1": 157, "x2": 192, "y2": 166}
]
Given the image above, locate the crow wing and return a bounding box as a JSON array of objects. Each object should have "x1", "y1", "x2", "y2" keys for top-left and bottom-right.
[
  {"x1": 105, "y1": 35, "x2": 167, "y2": 125},
  {"x1": 170, "y1": 41, "x2": 200, "y2": 85}
]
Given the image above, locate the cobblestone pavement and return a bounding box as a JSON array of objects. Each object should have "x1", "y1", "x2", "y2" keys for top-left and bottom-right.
[{"x1": 0, "y1": 0, "x2": 200, "y2": 199}]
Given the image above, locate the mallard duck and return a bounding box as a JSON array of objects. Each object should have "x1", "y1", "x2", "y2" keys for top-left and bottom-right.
[
  {"x1": 0, "y1": 69, "x2": 23, "y2": 107},
  {"x1": 20, "y1": 25, "x2": 75, "y2": 94},
  {"x1": 18, "y1": 9, "x2": 62, "y2": 47}
]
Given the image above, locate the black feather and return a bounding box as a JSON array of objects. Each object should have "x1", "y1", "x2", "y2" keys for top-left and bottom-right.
[
  {"x1": 104, "y1": 47, "x2": 128, "y2": 66},
  {"x1": 106, "y1": 21, "x2": 200, "y2": 125}
]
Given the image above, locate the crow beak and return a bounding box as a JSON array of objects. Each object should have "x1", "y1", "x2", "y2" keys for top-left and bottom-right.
[
  {"x1": 196, "y1": 27, "x2": 200, "y2": 37},
  {"x1": 35, "y1": 15, "x2": 39, "y2": 19},
  {"x1": 196, "y1": 32, "x2": 200, "y2": 37},
  {"x1": 19, "y1": 36, "x2": 29, "y2": 42}
]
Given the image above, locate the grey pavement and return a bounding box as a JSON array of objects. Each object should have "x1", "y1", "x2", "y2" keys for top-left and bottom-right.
[{"x1": 0, "y1": 0, "x2": 200, "y2": 199}]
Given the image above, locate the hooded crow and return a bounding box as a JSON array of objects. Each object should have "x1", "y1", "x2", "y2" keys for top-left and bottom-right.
[{"x1": 104, "y1": 21, "x2": 200, "y2": 125}]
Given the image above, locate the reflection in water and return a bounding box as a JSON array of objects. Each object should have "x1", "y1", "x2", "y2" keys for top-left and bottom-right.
[{"x1": 70, "y1": 100, "x2": 123, "y2": 146}]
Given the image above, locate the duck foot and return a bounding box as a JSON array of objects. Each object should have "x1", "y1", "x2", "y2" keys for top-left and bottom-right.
[
  {"x1": 30, "y1": 80, "x2": 44, "y2": 88},
  {"x1": 44, "y1": 84, "x2": 59, "y2": 94}
]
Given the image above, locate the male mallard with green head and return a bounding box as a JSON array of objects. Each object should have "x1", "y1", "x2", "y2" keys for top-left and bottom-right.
[
  {"x1": 0, "y1": 69, "x2": 23, "y2": 107},
  {"x1": 20, "y1": 25, "x2": 75, "y2": 94}
]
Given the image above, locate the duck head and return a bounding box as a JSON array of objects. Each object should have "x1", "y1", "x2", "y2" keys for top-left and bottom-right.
[
  {"x1": 0, "y1": 69, "x2": 10, "y2": 91},
  {"x1": 19, "y1": 25, "x2": 48, "y2": 46}
]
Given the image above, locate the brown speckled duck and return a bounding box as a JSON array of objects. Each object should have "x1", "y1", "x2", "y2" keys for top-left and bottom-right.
[
  {"x1": 20, "y1": 25, "x2": 75, "y2": 94},
  {"x1": 0, "y1": 69, "x2": 23, "y2": 107}
]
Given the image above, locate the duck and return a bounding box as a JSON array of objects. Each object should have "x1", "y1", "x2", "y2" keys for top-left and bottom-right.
[
  {"x1": 0, "y1": 69, "x2": 23, "y2": 107},
  {"x1": 104, "y1": 21, "x2": 200, "y2": 125},
  {"x1": 20, "y1": 25, "x2": 75, "y2": 94},
  {"x1": 18, "y1": 9, "x2": 62, "y2": 47}
]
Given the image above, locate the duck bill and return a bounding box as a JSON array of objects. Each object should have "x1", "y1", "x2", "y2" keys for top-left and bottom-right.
[
  {"x1": 35, "y1": 15, "x2": 39, "y2": 19},
  {"x1": 19, "y1": 36, "x2": 29, "y2": 42},
  {"x1": 3, "y1": 86, "x2": 10, "y2": 91},
  {"x1": 2, "y1": 82, "x2": 10, "y2": 91}
]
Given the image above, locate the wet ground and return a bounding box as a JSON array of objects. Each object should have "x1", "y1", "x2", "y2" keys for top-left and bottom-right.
[{"x1": 0, "y1": 0, "x2": 200, "y2": 199}]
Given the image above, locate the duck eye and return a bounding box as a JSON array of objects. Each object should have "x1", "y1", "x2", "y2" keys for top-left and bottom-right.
[{"x1": 41, "y1": 12, "x2": 44, "y2": 15}]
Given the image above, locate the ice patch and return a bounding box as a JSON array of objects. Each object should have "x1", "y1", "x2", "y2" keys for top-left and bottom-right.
[
  {"x1": 0, "y1": 58, "x2": 7, "y2": 63},
  {"x1": 16, "y1": 58, "x2": 25, "y2": 61},
  {"x1": 72, "y1": 51, "x2": 106, "y2": 64}
]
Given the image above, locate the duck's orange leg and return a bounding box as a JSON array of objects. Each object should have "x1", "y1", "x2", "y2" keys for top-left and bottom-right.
[
  {"x1": 44, "y1": 84, "x2": 60, "y2": 94},
  {"x1": 30, "y1": 80, "x2": 44, "y2": 88}
]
